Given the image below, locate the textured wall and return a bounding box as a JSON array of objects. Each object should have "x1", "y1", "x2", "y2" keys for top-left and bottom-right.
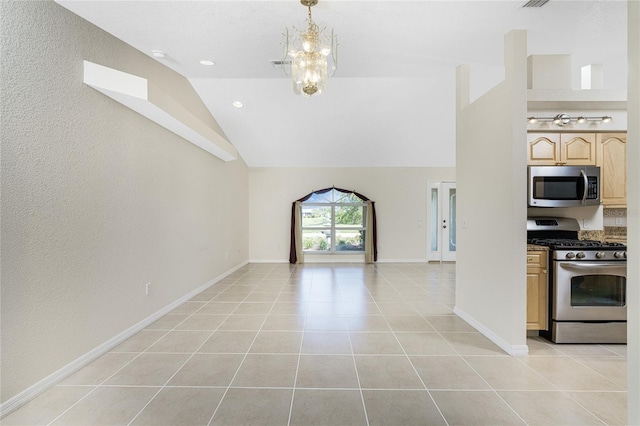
[{"x1": 1, "y1": 0, "x2": 249, "y2": 403}]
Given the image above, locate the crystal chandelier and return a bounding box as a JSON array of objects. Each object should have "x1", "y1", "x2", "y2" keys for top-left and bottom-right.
[{"x1": 282, "y1": 0, "x2": 338, "y2": 97}]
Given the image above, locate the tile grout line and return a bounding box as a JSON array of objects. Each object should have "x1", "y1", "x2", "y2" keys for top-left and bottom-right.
[
  {"x1": 286, "y1": 265, "x2": 308, "y2": 426},
  {"x1": 42, "y1": 292, "x2": 217, "y2": 426},
  {"x1": 125, "y1": 270, "x2": 254, "y2": 426},
  {"x1": 206, "y1": 264, "x2": 294, "y2": 426},
  {"x1": 401, "y1": 274, "x2": 532, "y2": 426},
  {"x1": 346, "y1": 320, "x2": 371, "y2": 426},
  {"x1": 369, "y1": 270, "x2": 450, "y2": 426},
  {"x1": 517, "y1": 338, "x2": 625, "y2": 425},
  {"x1": 17, "y1": 262, "x2": 626, "y2": 426}
]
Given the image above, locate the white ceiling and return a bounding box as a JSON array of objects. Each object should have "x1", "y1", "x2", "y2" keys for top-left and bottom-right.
[{"x1": 56, "y1": 0, "x2": 627, "y2": 167}]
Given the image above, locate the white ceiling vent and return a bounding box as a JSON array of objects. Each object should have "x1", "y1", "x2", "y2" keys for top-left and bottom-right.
[
  {"x1": 269, "y1": 59, "x2": 291, "y2": 70},
  {"x1": 522, "y1": 0, "x2": 549, "y2": 7}
]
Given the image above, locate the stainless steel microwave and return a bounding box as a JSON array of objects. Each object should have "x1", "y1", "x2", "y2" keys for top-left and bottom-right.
[{"x1": 528, "y1": 165, "x2": 600, "y2": 207}]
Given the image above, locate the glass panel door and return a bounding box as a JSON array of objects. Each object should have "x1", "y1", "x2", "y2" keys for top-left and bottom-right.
[
  {"x1": 442, "y1": 183, "x2": 457, "y2": 262},
  {"x1": 427, "y1": 181, "x2": 456, "y2": 262},
  {"x1": 428, "y1": 186, "x2": 440, "y2": 258}
]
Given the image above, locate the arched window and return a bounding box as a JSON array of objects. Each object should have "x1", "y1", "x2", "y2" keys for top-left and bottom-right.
[{"x1": 290, "y1": 187, "x2": 377, "y2": 264}]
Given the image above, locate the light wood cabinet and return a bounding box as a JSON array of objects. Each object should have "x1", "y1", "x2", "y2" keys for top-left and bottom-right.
[
  {"x1": 596, "y1": 133, "x2": 627, "y2": 207},
  {"x1": 527, "y1": 250, "x2": 548, "y2": 331},
  {"x1": 528, "y1": 133, "x2": 559, "y2": 165},
  {"x1": 527, "y1": 133, "x2": 596, "y2": 165}
]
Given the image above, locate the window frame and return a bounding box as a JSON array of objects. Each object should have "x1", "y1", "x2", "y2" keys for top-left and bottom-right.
[{"x1": 301, "y1": 201, "x2": 367, "y2": 254}]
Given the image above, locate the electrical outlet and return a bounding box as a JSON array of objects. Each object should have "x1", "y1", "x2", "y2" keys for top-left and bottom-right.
[
  {"x1": 583, "y1": 219, "x2": 590, "y2": 229},
  {"x1": 615, "y1": 217, "x2": 624, "y2": 226},
  {"x1": 225, "y1": 251, "x2": 229, "y2": 259},
  {"x1": 145, "y1": 282, "x2": 151, "y2": 295}
]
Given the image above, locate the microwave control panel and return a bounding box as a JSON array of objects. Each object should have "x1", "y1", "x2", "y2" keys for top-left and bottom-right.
[{"x1": 586, "y1": 177, "x2": 598, "y2": 199}]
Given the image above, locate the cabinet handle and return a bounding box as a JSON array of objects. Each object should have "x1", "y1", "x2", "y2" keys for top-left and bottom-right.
[{"x1": 543, "y1": 269, "x2": 547, "y2": 274}]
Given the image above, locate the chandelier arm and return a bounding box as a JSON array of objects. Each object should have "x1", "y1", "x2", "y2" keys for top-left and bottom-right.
[
  {"x1": 281, "y1": 28, "x2": 291, "y2": 77},
  {"x1": 330, "y1": 30, "x2": 338, "y2": 77}
]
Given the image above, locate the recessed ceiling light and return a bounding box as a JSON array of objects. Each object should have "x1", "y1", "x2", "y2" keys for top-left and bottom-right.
[
  {"x1": 232, "y1": 101, "x2": 243, "y2": 108},
  {"x1": 200, "y1": 60, "x2": 215, "y2": 66},
  {"x1": 151, "y1": 50, "x2": 166, "y2": 58}
]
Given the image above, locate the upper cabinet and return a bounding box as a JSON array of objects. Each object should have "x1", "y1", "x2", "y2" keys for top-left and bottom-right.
[
  {"x1": 597, "y1": 133, "x2": 627, "y2": 207},
  {"x1": 527, "y1": 131, "x2": 627, "y2": 208},
  {"x1": 527, "y1": 133, "x2": 596, "y2": 166}
]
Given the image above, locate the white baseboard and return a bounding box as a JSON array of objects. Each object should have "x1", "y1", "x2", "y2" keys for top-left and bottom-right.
[
  {"x1": 248, "y1": 258, "x2": 437, "y2": 264},
  {"x1": 453, "y1": 306, "x2": 529, "y2": 356},
  {"x1": 0, "y1": 261, "x2": 249, "y2": 419}
]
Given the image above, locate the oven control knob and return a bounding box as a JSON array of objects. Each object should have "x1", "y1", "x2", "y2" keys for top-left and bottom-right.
[
  {"x1": 576, "y1": 252, "x2": 586, "y2": 259},
  {"x1": 614, "y1": 252, "x2": 624, "y2": 259},
  {"x1": 595, "y1": 251, "x2": 606, "y2": 259},
  {"x1": 565, "y1": 252, "x2": 576, "y2": 259}
]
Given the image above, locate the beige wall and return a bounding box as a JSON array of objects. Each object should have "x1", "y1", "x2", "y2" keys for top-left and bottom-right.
[
  {"x1": 0, "y1": 0, "x2": 249, "y2": 404},
  {"x1": 249, "y1": 167, "x2": 455, "y2": 262},
  {"x1": 455, "y1": 31, "x2": 529, "y2": 355},
  {"x1": 627, "y1": 0, "x2": 639, "y2": 423}
]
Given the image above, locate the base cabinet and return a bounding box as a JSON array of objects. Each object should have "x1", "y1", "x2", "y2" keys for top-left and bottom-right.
[{"x1": 527, "y1": 251, "x2": 548, "y2": 330}]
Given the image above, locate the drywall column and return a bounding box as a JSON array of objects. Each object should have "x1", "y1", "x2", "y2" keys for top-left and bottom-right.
[
  {"x1": 627, "y1": 1, "x2": 640, "y2": 423},
  {"x1": 455, "y1": 30, "x2": 528, "y2": 355}
]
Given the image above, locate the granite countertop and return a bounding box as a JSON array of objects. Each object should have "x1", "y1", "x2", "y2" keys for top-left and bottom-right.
[
  {"x1": 604, "y1": 226, "x2": 627, "y2": 243},
  {"x1": 527, "y1": 244, "x2": 549, "y2": 251},
  {"x1": 580, "y1": 227, "x2": 627, "y2": 244}
]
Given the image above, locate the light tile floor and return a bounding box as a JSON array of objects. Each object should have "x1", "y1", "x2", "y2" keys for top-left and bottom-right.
[{"x1": 3, "y1": 263, "x2": 627, "y2": 425}]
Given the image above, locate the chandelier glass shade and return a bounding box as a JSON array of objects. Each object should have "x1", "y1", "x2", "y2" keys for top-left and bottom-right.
[{"x1": 283, "y1": 0, "x2": 337, "y2": 97}]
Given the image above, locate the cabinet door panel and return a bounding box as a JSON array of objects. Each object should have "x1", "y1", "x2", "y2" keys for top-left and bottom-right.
[
  {"x1": 526, "y1": 251, "x2": 548, "y2": 331},
  {"x1": 560, "y1": 133, "x2": 596, "y2": 165},
  {"x1": 527, "y1": 133, "x2": 559, "y2": 165},
  {"x1": 597, "y1": 133, "x2": 626, "y2": 207},
  {"x1": 527, "y1": 271, "x2": 544, "y2": 329}
]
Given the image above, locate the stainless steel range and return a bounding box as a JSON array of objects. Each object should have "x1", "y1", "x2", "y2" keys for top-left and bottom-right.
[{"x1": 527, "y1": 217, "x2": 627, "y2": 344}]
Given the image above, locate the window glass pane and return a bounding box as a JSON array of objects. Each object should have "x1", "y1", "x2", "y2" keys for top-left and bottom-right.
[
  {"x1": 300, "y1": 189, "x2": 368, "y2": 254},
  {"x1": 448, "y1": 189, "x2": 456, "y2": 252},
  {"x1": 430, "y1": 188, "x2": 438, "y2": 251},
  {"x1": 302, "y1": 230, "x2": 331, "y2": 252},
  {"x1": 301, "y1": 206, "x2": 331, "y2": 227},
  {"x1": 335, "y1": 205, "x2": 364, "y2": 227},
  {"x1": 335, "y1": 192, "x2": 363, "y2": 203},
  {"x1": 335, "y1": 230, "x2": 364, "y2": 251},
  {"x1": 306, "y1": 192, "x2": 332, "y2": 203}
]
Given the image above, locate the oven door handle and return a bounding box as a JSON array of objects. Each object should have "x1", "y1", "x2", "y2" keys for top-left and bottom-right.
[{"x1": 558, "y1": 262, "x2": 625, "y2": 270}]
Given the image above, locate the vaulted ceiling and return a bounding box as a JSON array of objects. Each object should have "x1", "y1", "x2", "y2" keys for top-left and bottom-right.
[{"x1": 56, "y1": 0, "x2": 627, "y2": 167}]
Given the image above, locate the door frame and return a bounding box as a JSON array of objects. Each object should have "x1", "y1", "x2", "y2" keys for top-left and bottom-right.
[{"x1": 427, "y1": 180, "x2": 457, "y2": 262}]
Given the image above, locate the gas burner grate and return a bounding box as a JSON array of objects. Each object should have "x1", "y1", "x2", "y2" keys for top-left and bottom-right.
[{"x1": 528, "y1": 238, "x2": 626, "y2": 249}]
